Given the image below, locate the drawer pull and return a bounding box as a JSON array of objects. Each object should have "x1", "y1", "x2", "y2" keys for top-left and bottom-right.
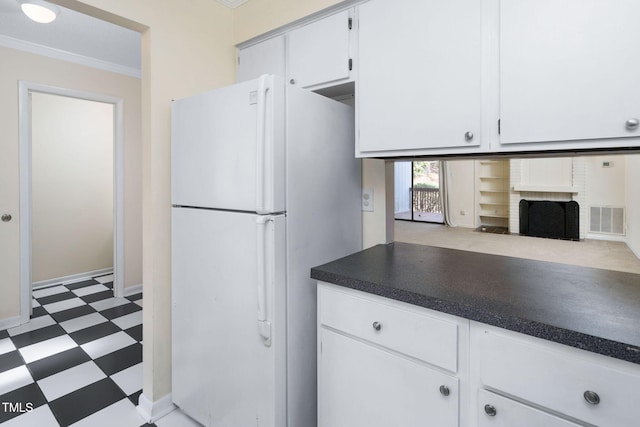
[
  {"x1": 626, "y1": 118, "x2": 639, "y2": 130},
  {"x1": 584, "y1": 390, "x2": 601, "y2": 405},
  {"x1": 439, "y1": 385, "x2": 450, "y2": 396},
  {"x1": 484, "y1": 404, "x2": 497, "y2": 417},
  {"x1": 372, "y1": 321, "x2": 381, "y2": 331}
]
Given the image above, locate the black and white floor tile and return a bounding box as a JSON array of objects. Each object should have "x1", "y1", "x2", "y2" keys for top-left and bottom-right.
[{"x1": 0, "y1": 275, "x2": 156, "y2": 427}]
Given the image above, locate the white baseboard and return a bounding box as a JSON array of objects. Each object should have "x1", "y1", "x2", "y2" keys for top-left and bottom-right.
[
  {"x1": 124, "y1": 284, "x2": 143, "y2": 297},
  {"x1": 585, "y1": 233, "x2": 626, "y2": 242},
  {"x1": 137, "y1": 393, "x2": 176, "y2": 423},
  {"x1": 0, "y1": 315, "x2": 22, "y2": 331},
  {"x1": 32, "y1": 268, "x2": 114, "y2": 290}
]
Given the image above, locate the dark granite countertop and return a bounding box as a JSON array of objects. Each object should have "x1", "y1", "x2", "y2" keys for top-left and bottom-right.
[{"x1": 311, "y1": 242, "x2": 640, "y2": 364}]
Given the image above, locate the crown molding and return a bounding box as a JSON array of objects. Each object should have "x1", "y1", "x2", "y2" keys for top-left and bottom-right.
[
  {"x1": 0, "y1": 34, "x2": 141, "y2": 79},
  {"x1": 216, "y1": 0, "x2": 249, "y2": 8}
]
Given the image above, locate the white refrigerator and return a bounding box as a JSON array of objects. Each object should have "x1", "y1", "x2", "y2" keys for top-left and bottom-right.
[{"x1": 171, "y1": 75, "x2": 361, "y2": 427}]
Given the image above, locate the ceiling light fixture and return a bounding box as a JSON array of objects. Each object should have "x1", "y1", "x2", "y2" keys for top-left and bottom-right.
[{"x1": 17, "y1": 0, "x2": 59, "y2": 24}]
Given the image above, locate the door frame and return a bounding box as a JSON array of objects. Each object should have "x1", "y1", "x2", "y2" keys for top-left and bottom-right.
[{"x1": 18, "y1": 81, "x2": 125, "y2": 324}]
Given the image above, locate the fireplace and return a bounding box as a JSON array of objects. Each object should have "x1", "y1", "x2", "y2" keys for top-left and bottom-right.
[{"x1": 519, "y1": 200, "x2": 580, "y2": 241}]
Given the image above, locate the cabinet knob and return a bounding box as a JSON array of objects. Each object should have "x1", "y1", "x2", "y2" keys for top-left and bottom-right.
[
  {"x1": 439, "y1": 385, "x2": 450, "y2": 396},
  {"x1": 1, "y1": 214, "x2": 11, "y2": 222},
  {"x1": 289, "y1": 78, "x2": 296, "y2": 85},
  {"x1": 464, "y1": 131, "x2": 474, "y2": 141},
  {"x1": 372, "y1": 321, "x2": 381, "y2": 331},
  {"x1": 583, "y1": 390, "x2": 600, "y2": 405},
  {"x1": 626, "y1": 118, "x2": 639, "y2": 130},
  {"x1": 484, "y1": 404, "x2": 497, "y2": 417}
]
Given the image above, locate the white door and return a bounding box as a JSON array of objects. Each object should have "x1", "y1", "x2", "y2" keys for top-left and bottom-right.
[
  {"x1": 171, "y1": 207, "x2": 286, "y2": 427},
  {"x1": 318, "y1": 328, "x2": 459, "y2": 427},
  {"x1": 500, "y1": 0, "x2": 640, "y2": 145},
  {"x1": 171, "y1": 76, "x2": 285, "y2": 213}
]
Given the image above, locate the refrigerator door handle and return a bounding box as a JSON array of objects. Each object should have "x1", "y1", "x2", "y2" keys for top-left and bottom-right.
[
  {"x1": 256, "y1": 74, "x2": 274, "y2": 214},
  {"x1": 256, "y1": 215, "x2": 273, "y2": 346}
]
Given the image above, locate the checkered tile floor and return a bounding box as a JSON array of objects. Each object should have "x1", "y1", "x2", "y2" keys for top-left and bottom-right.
[{"x1": 0, "y1": 275, "x2": 153, "y2": 427}]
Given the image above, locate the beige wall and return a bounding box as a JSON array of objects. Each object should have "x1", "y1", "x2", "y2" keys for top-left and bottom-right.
[
  {"x1": 233, "y1": 0, "x2": 343, "y2": 43},
  {"x1": 0, "y1": 45, "x2": 142, "y2": 321},
  {"x1": 31, "y1": 93, "x2": 114, "y2": 284},
  {"x1": 59, "y1": 0, "x2": 341, "y2": 408},
  {"x1": 50, "y1": 0, "x2": 236, "y2": 405}
]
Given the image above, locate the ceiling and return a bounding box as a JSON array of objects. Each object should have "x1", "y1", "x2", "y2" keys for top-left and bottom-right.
[
  {"x1": 0, "y1": 0, "x2": 253, "y2": 77},
  {"x1": 0, "y1": 0, "x2": 141, "y2": 77}
]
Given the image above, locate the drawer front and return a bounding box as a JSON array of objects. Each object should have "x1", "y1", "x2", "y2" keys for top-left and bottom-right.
[
  {"x1": 319, "y1": 285, "x2": 458, "y2": 372},
  {"x1": 477, "y1": 389, "x2": 581, "y2": 427},
  {"x1": 477, "y1": 329, "x2": 640, "y2": 426}
]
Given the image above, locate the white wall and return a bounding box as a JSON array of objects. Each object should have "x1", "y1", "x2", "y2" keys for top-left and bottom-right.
[
  {"x1": 31, "y1": 93, "x2": 114, "y2": 283},
  {"x1": 521, "y1": 157, "x2": 573, "y2": 187},
  {"x1": 625, "y1": 155, "x2": 640, "y2": 257},
  {"x1": 362, "y1": 160, "x2": 394, "y2": 248},
  {"x1": 585, "y1": 156, "x2": 627, "y2": 208},
  {"x1": 447, "y1": 160, "x2": 477, "y2": 228}
]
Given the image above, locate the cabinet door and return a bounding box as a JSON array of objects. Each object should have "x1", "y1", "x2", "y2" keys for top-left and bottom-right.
[
  {"x1": 500, "y1": 0, "x2": 640, "y2": 145},
  {"x1": 237, "y1": 35, "x2": 285, "y2": 82},
  {"x1": 357, "y1": 0, "x2": 482, "y2": 155},
  {"x1": 287, "y1": 10, "x2": 352, "y2": 89},
  {"x1": 318, "y1": 328, "x2": 459, "y2": 427}
]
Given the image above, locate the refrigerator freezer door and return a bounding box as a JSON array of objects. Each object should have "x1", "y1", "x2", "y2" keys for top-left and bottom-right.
[
  {"x1": 171, "y1": 75, "x2": 285, "y2": 213},
  {"x1": 171, "y1": 207, "x2": 286, "y2": 427}
]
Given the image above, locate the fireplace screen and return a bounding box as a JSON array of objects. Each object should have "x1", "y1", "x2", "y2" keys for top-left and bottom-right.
[{"x1": 519, "y1": 200, "x2": 579, "y2": 241}]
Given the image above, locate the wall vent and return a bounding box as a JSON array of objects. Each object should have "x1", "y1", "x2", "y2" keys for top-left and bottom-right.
[{"x1": 589, "y1": 206, "x2": 625, "y2": 235}]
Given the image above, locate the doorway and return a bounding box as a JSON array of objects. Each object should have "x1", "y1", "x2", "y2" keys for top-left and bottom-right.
[
  {"x1": 18, "y1": 82, "x2": 125, "y2": 325},
  {"x1": 394, "y1": 161, "x2": 444, "y2": 224}
]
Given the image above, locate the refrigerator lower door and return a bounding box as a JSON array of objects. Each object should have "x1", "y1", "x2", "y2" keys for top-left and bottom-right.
[
  {"x1": 171, "y1": 207, "x2": 286, "y2": 427},
  {"x1": 171, "y1": 75, "x2": 285, "y2": 214}
]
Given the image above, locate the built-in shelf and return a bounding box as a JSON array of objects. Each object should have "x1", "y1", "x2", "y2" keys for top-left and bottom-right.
[
  {"x1": 512, "y1": 184, "x2": 579, "y2": 193},
  {"x1": 477, "y1": 159, "x2": 509, "y2": 228},
  {"x1": 479, "y1": 213, "x2": 508, "y2": 219},
  {"x1": 478, "y1": 189, "x2": 507, "y2": 193}
]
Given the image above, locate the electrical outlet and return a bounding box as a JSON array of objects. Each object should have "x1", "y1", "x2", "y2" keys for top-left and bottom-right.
[{"x1": 362, "y1": 188, "x2": 374, "y2": 212}]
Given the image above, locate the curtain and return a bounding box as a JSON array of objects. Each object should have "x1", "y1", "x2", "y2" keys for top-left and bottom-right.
[{"x1": 439, "y1": 161, "x2": 456, "y2": 227}]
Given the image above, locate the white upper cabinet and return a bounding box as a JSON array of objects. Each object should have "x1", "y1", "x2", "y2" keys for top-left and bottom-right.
[
  {"x1": 236, "y1": 9, "x2": 354, "y2": 90},
  {"x1": 356, "y1": 0, "x2": 484, "y2": 157},
  {"x1": 236, "y1": 35, "x2": 285, "y2": 82},
  {"x1": 499, "y1": 0, "x2": 640, "y2": 150},
  {"x1": 287, "y1": 10, "x2": 353, "y2": 89}
]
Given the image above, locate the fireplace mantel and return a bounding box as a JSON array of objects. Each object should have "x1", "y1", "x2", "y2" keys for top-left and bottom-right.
[{"x1": 512, "y1": 184, "x2": 579, "y2": 194}]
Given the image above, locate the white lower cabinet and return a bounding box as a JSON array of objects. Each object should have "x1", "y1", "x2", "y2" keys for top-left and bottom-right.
[
  {"x1": 317, "y1": 283, "x2": 640, "y2": 427},
  {"x1": 471, "y1": 323, "x2": 640, "y2": 427},
  {"x1": 319, "y1": 328, "x2": 458, "y2": 427},
  {"x1": 317, "y1": 282, "x2": 466, "y2": 427}
]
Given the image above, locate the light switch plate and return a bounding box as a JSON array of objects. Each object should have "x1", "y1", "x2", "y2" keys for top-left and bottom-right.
[{"x1": 362, "y1": 188, "x2": 374, "y2": 212}]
